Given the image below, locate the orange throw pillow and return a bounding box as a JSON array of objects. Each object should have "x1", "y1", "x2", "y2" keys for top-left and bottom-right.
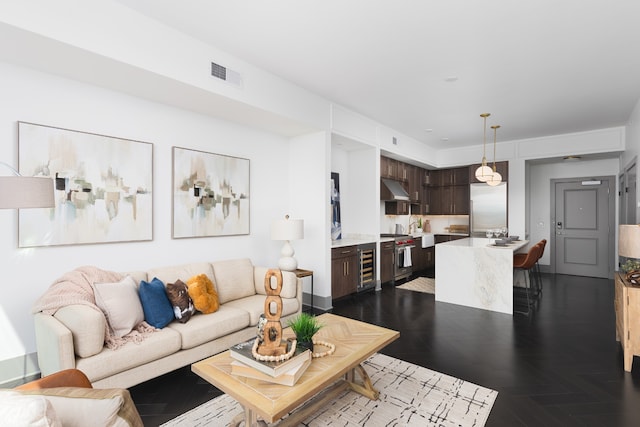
[{"x1": 186, "y1": 274, "x2": 220, "y2": 314}]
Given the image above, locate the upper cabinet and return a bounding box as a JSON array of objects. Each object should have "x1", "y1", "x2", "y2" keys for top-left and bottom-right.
[{"x1": 380, "y1": 156, "x2": 398, "y2": 180}]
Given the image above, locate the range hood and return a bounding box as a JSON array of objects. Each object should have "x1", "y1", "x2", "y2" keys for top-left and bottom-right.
[{"x1": 381, "y1": 178, "x2": 410, "y2": 201}]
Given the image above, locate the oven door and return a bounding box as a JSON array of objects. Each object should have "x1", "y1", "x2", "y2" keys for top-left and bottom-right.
[{"x1": 395, "y1": 245, "x2": 412, "y2": 280}]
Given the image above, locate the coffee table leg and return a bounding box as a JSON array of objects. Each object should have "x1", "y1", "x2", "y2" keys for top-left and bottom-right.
[
  {"x1": 345, "y1": 363, "x2": 379, "y2": 400},
  {"x1": 230, "y1": 406, "x2": 267, "y2": 427}
]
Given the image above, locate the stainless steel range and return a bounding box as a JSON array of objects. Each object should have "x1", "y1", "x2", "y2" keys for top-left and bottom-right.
[{"x1": 381, "y1": 234, "x2": 416, "y2": 282}]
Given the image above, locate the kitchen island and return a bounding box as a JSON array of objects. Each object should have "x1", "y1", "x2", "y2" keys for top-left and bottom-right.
[{"x1": 435, "y1": 237, "x2": 529, "y2": 315}]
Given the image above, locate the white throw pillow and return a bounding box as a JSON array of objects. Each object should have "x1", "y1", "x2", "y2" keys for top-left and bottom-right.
[
  {"x1": 45, "y1": 395, "x2": 123, "y2": 427},
  {"x1": 0, "y1": 390, "x2": 60, "y2": 427},
  {"x1": 92, "y1": 276, "x2": 144, "y2": 337},
  {"x1": 212, "y1": 258, "x2": 255, "y2": 304}
]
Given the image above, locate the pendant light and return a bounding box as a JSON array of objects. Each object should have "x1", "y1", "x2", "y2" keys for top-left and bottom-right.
[
  {"x1": 486, "y1": 125, "x2": 502, "y2": 186},
  {"x1": 474, "y1": 113, "x2": 493, "y2": 182}
]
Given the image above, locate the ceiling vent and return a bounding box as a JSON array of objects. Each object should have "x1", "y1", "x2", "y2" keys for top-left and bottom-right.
[{"x1": 211, "y1": 61, "x2": 243, "y2": 88}]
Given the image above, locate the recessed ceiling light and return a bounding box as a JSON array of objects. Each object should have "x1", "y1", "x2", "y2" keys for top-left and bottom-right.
[
  {"x1": 441, "y1": 137, "x2": 449, "y2": 142},
  {"x1": 425, "y1": 129, "x2": 433, "y2": 133},
  {"x1": 444, "y1": 76, "x2": 458, "y2": 82},
  {"x1": 563, "y1": 155, "x2": 582, "y2": 161}
]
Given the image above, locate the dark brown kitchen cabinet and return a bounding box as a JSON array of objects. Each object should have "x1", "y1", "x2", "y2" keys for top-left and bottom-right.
[
  {"x1": 428, "y1": 184, "x2": 468, "y2": 215},
  {"x1": 407, "y1": 165, "x2": 421, "y2": 202},
  {"x1": 435, "y1": 234, "x2": 467, "y2": 243},
  {"x1": 380, "y1": 241, "x2": 395, "y2": 284},
  {"x1": 469, "y1": 161, "x2": 509, "y2": 183},
  {"x1": 425, "y1": 247, "x2": 435, "y2": 269},
  {"x1": 397, "y1": 162, "x2": 410, "y2": 182},
  {"x1": 438, "y1": 167, "x2": 469, "y2": 186},
  {"x1": 331, "y1": 246, "x2": 358, "y2": 299},
  {"x1": 385, "y1": 200, "x2": 410, "y2": 215},
  {"x1": 380, "y1": 156, "x2": 398, "y2": 180},
  {"x1": 411, "y1": 246, "x2": 427, "y2": 272}
]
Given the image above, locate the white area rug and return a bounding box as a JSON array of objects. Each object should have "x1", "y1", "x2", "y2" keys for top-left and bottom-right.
[
  {"x1": 396, "y1": 276, "x2": 435, "y2": 294},
  {"x1": 162, "y1": 353, "x2": 497, "y2": 426}
]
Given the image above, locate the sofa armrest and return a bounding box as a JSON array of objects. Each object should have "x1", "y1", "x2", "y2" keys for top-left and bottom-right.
[{"x1": 34, "y1": 313, "x2": 76, "y2": 377}]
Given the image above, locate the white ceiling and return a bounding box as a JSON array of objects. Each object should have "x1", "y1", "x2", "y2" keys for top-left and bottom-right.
[{"x1": 116, "y1": 1, "x2": 640, "y2": 149}]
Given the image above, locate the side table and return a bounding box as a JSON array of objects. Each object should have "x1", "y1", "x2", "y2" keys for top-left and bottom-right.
[
  {"x1": 615, "y1": 272, "x2": 640, "y2": 371},
  {"x1": 294, "y1": 268, "x2": 314, "y2": 313}
]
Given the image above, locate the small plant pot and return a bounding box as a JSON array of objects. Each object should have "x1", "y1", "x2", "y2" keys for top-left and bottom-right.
[{"x1": 297, "y1": 340, "x2": 313, "y2": 352}]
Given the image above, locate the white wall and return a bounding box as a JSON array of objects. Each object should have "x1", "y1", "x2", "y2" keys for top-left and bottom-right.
[
  {"x1": 0, "y1": 62, "x2": 297, "y2": 373},
  {"x1": 623, "y1": 98, "x2": 640, "y2": 220},
  {"x1": 528, "y1": 158, "x2": 620, "y2": 266}
]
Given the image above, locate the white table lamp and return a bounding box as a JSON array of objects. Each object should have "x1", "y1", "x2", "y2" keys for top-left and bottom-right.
[
  {"x1": 271, "y1": 215, "x2": 304, "y2": 271},
  {"x1": 0, "y1": 162, "x2": 54, "y2": 209},
  {"x1": 619, "y1": 224, "x2": 640, "y2": 272}
]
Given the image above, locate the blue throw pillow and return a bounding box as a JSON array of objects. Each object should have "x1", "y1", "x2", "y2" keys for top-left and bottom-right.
[{"x1": 138, "y1": 277, "x2": 174, "y2": 329}]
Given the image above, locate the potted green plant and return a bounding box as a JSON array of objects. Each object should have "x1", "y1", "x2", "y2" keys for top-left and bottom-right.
[{"x1": 287, "y1": 313, "x2": 323, "y2": 352}]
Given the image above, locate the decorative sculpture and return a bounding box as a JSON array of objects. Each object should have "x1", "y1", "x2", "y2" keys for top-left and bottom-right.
[{"x1": 256, "y1": 269, "x2": 288, "y2": 357}]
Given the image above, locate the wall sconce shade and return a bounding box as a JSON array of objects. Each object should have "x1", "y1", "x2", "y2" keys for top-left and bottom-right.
[
  {"x1": 271, "y1": 215, "x2": 304, "y2": 271},
  {"x1": 0, "y1": 176, "x2": 55, "y2": 209}
]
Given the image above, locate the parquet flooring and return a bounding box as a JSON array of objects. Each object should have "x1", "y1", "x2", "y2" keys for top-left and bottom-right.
[{"x1": 130, "y1": 273, "x2": 640, "y2": 426}]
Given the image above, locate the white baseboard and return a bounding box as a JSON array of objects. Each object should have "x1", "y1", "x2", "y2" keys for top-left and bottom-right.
[{"x1": 0, "y1": 352, "x2": 40, "y2": 388}]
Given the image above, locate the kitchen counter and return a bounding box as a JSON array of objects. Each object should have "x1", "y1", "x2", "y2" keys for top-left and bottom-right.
[
  {"x1": 435, "y1": 237, "x2": 529, "y2": 315},
  {"x1": 331, "y1": 238, "x2": 377, "y2": 248}
]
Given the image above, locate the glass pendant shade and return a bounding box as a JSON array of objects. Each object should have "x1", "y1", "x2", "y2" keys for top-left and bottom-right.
[
  {"x1": 475, "y1": 163, "x2": 493, "y2": 182},
  {"x1": 486, "y1": 171, "x2": 502, "y2": 186}
]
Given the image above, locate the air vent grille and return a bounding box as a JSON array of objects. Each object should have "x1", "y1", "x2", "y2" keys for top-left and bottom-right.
[
  {"x1": 211, "y1": 62, "x2": 227, "y2": 80},
  {"x1": 211, "y1": 61, "x2": 243, "y2": 88}
]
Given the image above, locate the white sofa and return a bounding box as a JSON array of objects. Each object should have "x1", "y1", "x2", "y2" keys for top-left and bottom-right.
[{"x1": 33, "y1": 258, "x2": 302, "y2": 389}]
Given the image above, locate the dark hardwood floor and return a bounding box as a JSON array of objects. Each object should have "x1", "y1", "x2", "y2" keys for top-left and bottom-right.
[{"x1": 130, "y1": 272, "x2": 640, "y2": 426}]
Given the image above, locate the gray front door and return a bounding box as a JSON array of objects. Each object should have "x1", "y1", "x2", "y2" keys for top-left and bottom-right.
[{"x1": 552, "y1": 177, "x2": 614, "y2": 278}]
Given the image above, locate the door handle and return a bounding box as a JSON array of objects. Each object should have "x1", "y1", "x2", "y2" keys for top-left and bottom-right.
[{"x1": 556, "y1": 221, "x2": 563, "y2": 229}]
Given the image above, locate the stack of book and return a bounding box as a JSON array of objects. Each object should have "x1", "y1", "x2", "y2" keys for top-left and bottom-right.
[{"x1": 229, "y1": 338, "x2": 311, "y2": 386}]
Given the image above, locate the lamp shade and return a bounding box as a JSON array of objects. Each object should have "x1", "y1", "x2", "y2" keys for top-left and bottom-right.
[
  {"x1": 0, "y1": 176, "x2": 55, "y2": 209},
  {"x1": 271, "y1": 218, "x2": 304, "y2": 241},
  {"x1": 619, "y1": 224, "x2": 640, "y2": 258}
]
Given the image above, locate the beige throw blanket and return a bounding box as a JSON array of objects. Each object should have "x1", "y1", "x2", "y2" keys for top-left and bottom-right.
[{"x1": 32, "y1": 266, "x2": 155, "y2": 350}]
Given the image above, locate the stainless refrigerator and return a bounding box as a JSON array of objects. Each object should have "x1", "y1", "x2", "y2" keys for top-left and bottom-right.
[{"x1": 470, "y1": 182, "x2": 507, "y2": 236}]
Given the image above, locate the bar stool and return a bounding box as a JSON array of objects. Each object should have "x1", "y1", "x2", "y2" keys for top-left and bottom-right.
[{"x1": 513, "y1": 243, "x2": 543, "y2": 315}]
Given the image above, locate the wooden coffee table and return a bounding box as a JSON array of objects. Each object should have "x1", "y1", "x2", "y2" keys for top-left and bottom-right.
[{"x1": 192, "y1": 313, "x2": 399, "y2": 426}]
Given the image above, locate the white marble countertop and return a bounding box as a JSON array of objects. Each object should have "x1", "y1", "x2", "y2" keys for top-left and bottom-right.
[
  {"x1": 439, "y1": 237, "x2": 528, "y2": 251},
  {"x1": 331, "y1": 238, "x2": 377, "y2": 248}
]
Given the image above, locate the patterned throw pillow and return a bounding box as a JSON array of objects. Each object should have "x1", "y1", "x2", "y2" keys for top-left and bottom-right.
[
  {"x1": 166, "y1": 280, "x2": 195, "y2": 323},
  {"x1": 186, "y1": 274, "x2": 220, "y2": 314}
]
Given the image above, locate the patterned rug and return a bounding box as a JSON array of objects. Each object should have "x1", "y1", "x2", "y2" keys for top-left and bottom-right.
[
  {"x1": 162, "y1": 353, "x2": 497, "y2": 426},
  {"x1": 396, "y1": 276, "x2": 435, "y2": 294}
]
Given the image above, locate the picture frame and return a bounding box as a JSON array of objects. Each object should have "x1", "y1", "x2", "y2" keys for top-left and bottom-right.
[
  {"x1": 172, "y1": 146, "x2": 250, "y2": 238},
  {"x1": 18, "y1": 121, "x2": 153, "y2": 247}
]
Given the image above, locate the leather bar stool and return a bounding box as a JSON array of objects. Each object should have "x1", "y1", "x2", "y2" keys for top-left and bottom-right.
[{"x1": 513, "y1": 242, "x2": 543, "y2": 315}]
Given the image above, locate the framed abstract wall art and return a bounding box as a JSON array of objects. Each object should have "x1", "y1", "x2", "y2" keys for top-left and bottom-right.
[
  {"x1": 18, "y1": 122, "x2": 153, "y2": 247},
  {"x1": 172, "y1": 146, "x2": 250, "y2": 238}
]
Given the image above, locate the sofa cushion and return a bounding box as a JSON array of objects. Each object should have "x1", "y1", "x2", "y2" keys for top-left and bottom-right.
[
  {"x1": 166, "y1": 280, "x2": 195, "y2": 323},
  {"x1": 211, "y1": 258, "x2": 255, "y2": 304},
  {"x1": 92, "y1": 276, "x2": 144, "y2": 338},
  {"x1": 186, "y1": 274, "x2": 220, "y2": 314},
  {"x1": 54, "y1": 305, "x2": 106, "y2": 358},
  {"x1": 166, "y1": 306, "x2": 250, "y2": 350},
  {"x1": 253, "y1": 267, "x2": 298, "y2": 299},
  {"x1": 224, "y1": 295, "x2": 300, "y2": 326},
  {"x1": 0, "y1": 390, "x2": 58, "y2": 427},
  {"x1": 76, "y1": 328, "x2": 181, "y2": 382},
  {"x1": 146, "y1": 262, "x2": 214, "y2": 287},
  {"x1": 138, "y1": 278, "x2": 174, "y2": 329}
]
